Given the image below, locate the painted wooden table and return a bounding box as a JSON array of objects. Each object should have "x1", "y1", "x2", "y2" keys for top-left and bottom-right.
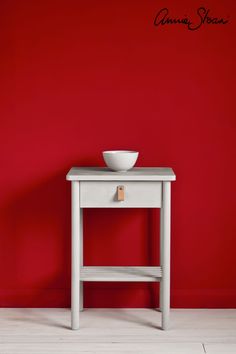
[{"x1": 66, "y1": 167, "x2": 176, "y2": 330}]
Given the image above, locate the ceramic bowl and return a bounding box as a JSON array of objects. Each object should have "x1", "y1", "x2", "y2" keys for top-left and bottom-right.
[{"x1": 103, "y1": 150, "x2": 139, "y2": 172}]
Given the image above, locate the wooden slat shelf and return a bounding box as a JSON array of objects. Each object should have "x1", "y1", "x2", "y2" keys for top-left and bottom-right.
[{"x1": 80, "y1": 266, "x2": 162, "y2": 282}]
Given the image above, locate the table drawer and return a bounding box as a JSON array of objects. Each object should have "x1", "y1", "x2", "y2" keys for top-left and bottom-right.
[{"x1": 80, "y1": 181, "x2": 162, "y2": 208}]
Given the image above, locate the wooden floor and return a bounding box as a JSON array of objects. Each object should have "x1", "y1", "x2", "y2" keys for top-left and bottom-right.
[{"x1": 0, "y1": 309, "x2": 236, "y2": 353}]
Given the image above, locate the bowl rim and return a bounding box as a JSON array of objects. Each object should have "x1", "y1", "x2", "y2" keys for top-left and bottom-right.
[{"x1": 103, "y1": 150, "x2": 138, "y2": 154}]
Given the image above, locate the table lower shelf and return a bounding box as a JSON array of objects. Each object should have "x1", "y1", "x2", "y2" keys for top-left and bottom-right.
[{"x1": 80, "y1": 266, "x2": 162, "y2": 282}]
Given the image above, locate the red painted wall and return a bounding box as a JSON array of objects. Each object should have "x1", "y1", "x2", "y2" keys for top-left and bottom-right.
[{"x1": 1, "y1": 0, "x2": 236, "y2": 308}]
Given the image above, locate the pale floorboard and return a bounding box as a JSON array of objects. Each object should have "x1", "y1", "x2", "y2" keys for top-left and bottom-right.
[
  {"x1": 204, "y1": 343, "x2": 236, "y2": 352},
  {"x1": 0, "y1": 309, "x2": 235, "y2": 353}
]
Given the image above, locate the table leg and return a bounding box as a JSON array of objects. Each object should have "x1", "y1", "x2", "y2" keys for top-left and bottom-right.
[
  {"x1": 80, "y1": 208, "x2": 83, "y2": 311},
  {"x1": 159, "y1": 204, "x2": 164, "y2": 312},
  {"x1": 71, "y1": 181, "x2": 80, "y2": 329},
  {"x1": 161, "y1": 181, "x2": 171, "y2": 330}
]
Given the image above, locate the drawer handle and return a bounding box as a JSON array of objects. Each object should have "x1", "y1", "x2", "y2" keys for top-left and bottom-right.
[{"x1": 117, "y1": 185, "x2": 125, "y2": 201}]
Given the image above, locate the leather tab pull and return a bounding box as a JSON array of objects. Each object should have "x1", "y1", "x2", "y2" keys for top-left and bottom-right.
[{"x1": 117, "y1": 185, "x2": 125, "y2": 201}]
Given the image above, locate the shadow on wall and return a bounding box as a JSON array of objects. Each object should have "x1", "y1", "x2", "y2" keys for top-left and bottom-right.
[
  {"x1": 1, "y1": 168, "x2": 71, "y2": 307},
  {"x1": 1, "y1": 163, "x2": 161, "y2": 307}
]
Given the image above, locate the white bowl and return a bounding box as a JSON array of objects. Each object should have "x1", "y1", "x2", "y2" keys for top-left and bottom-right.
[{"x1": 103, "y1": 150, "x2": 139, "y2": 172}]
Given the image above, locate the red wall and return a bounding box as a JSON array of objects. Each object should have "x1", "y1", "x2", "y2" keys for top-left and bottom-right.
[{"x1": 1, "y1": 0, "x2": 236, "y2": 308}]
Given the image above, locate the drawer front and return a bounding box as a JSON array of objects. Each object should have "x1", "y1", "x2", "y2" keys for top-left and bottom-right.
[{"x1": 80, "y1": 181, "x2": 162, "y2": 208}]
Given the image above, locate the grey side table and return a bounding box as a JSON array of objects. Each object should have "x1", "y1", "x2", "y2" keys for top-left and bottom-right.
[{"x1": 66, "y1": 167, "x2": 176, "y2": 330}]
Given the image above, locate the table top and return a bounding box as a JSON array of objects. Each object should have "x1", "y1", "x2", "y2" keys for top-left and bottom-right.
[{"x1": 66, "y1": 167, "x2": 176, "y2": 181}]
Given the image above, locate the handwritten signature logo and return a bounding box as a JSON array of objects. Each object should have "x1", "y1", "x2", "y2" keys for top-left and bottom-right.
[{"x1": 154, "y1": 7, "x2": 229, "y2": 31}]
